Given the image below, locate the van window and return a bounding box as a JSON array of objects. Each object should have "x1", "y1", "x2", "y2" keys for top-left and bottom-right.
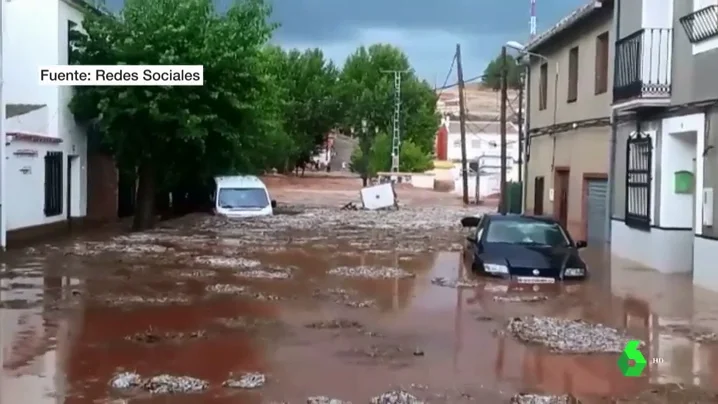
[{"x1": 218, "y1": 188, "x2": 269, "y2": 209}]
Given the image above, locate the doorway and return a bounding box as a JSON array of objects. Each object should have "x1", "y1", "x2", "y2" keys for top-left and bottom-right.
[
  {"x1": 533, "y1": 176, "x2": 544, "y2": 215},
  {"x1": 554, "y1": 168, "x2": 570, "y2": 227}
]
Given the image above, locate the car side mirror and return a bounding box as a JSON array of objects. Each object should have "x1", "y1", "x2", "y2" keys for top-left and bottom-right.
[
  {"x1": 576, "y1": 240, "x2": 587, "y2": 249},
  {"x1": 271, "y1": 200, "x2": 277, "y2": 208},
  {"x1": 460, "y1": 216, "x2": 481, "y2": 227}
]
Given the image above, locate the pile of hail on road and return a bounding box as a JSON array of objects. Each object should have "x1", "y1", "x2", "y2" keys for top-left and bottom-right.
[
  {"x1": 222, "y1": 372, "x2": 266, "y2": 389},
  {"x1": 507, "y1": 316, "x2": 640, "y2": 353}
]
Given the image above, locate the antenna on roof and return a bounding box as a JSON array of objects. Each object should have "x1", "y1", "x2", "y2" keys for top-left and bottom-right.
[{"x1": 530, "y1": 0, "x2": 537, "y2": 38}]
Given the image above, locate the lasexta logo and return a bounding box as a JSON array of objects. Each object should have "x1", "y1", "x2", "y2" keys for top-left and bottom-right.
[{"x1": 617, "y1": 340, "x2": 646, "y2": 377}]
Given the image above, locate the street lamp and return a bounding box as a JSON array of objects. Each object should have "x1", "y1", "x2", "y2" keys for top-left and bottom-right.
[{"x1": 505, "y1": 41, "x2": 549, "y2": 62}]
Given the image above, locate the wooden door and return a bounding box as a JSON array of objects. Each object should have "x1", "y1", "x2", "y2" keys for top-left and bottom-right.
[{"x1": 555, "y1": 170, "x2": 569, "y2": 227}]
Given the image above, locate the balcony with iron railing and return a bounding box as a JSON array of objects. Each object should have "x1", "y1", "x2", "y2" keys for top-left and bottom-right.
[
  {"x1": 679, "y1": 5, "x2": 718, "y2": 44},
  {"x1": 613, "y1": 28, "x2": 672, "y2": 107}
]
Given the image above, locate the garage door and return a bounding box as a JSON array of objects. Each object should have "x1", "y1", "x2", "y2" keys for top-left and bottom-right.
[{"x1": 586, "y1": 179, "x2": 608, "y2": 243}]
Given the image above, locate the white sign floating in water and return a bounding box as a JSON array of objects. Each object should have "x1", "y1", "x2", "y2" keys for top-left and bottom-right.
[{"x1": 360, "y1": 183, "x2": 397, "y2": 210}]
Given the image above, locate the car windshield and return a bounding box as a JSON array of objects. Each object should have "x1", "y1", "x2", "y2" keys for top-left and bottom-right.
[
  {"x1": 217, "y1": 188, "x2": 269, "y2": 209},
  {"x1": 484, "y1": 218, "x2": 570, "y2": 247}
]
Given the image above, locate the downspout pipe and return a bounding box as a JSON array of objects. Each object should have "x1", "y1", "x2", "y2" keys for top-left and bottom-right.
[
  {"x1": 605, "y1": 0, "x2": 620, "y2": 245},
  {"x1": 523, "y1": 64, "x2": 531, "y2": 212}
]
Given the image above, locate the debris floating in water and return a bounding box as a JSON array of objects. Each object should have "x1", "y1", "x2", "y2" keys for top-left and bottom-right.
[
  {"x1": 235, "y1": 268, "x2": 292, "y2": 279},
  {"x1": 222, "y1": 372, "x2": 266, "y2": 389},
  {"x1": 370, "y1": 390, "x2": 424, "y2": 404},
  {"x1": 510, "y1": 393, "x2": 577, "y2": 404},
  {"x1": 144, "y1": 374, "x2": 208, "y2": 394},
  {"x1": 493, "y1": 295, "x2": 548, "y2": 303},
  {"x1": 307, "y1": 396, "x2": 352, "y2": 404},
  {"x1": 312, "y1": 288, "x2": 376, "y2": 308},
  {"x1": 194, "y1": 256, "x2": 261, "y2": 268},
  {"x1": 328, "y1": 266, "x2": 414, "y2": 279},
  {"x1": 109, "y1": 372, "x2": 142, "y2": 389},
  {"x1": 109, "y1": 372, "x2": 208, "y2": 394},
  {"x1": 507, "y1": 316, "x2": 640, "y2": 353},
  {"x1": 205, "y1": 283, "x2": 246, "y2": 294},
  {"x1": 124, "y1": 327, "x2": 206, "y2": 343},
  {"x1": 431, "y1": 277, "x2": 480, "y2": 288}
]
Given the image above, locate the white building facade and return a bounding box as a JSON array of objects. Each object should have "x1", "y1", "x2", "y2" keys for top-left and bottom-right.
[
  {"x1": 1, "y1": 0, "x2": 88, "y2": 247},
  {"x1": 441, "y1": 116, "x2": 520, "y2": 180},
  {"x1": 609, "y1": 0, "x2": 718, "y2": 291}
]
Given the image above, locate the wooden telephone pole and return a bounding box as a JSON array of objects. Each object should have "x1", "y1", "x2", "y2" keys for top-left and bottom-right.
[
  {"x1": 499, "y1": 46, "x2": 508, "y2": 214},
  {"x1": 456, "y1": 44, "x2": 469, "y2": 205}
]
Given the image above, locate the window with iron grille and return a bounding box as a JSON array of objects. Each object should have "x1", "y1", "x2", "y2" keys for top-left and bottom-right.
[
  {"x1": 679, "y1": 4, "x2": 718, "y2": 43},
  {"x1": 625, "y1": 133, "x2": 652, "y2": 229},
  {"x1": 44, "y1": 151, "x2": 64, "y2": 217}
]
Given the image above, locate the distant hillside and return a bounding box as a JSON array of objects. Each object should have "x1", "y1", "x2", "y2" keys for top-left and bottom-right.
[{"x1": 437, "y1": 83, "x2": 522, "y2": 122}]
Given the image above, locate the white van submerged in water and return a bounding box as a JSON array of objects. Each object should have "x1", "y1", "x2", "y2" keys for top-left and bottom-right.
[{"x1": 213, "y1": 175, "x2": 276, "y2": 218}]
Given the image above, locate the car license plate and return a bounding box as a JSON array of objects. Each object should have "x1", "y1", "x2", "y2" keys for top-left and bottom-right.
[{"x1": 516, "y1": 276, "x2": 555, "y2": 284}]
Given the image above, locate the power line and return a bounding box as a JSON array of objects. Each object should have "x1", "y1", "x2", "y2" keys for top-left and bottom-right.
[
  {"x1": 464, "y1": 93, "x2": 521, "y2": 134},
  {"x1": 436, "y1": 74, "x2": 485, "y2": 91},
  {"x1": 435, "y1": 53, "x2": 457, "y2": 99}
]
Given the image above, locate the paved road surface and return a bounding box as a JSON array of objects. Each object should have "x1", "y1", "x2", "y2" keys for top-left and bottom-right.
[{"x1": 330, "y1": 134, "x2": 357, "y2": 172}]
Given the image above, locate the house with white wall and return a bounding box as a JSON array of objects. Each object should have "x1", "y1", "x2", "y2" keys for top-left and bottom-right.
[
  {"x1": 609, "y1": 0, "x2": 718, "y2": 291},
  {"x1": 436, "y1": 116, "x2": 520, "y2": 200},
  {"x1": 1, "y1": 0, "x2": 89, "y2": 247},
  {"x1": 439, "y1": 115, "x2": 519, "y2": 178}
]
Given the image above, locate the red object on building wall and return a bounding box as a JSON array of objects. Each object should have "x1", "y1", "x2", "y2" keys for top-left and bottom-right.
[{"x1": 435, "y1": 125, "x2": 448, "y2": 161}]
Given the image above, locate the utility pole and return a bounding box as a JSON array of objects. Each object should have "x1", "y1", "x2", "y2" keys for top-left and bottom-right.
[
  {"x1": 517, "y1": 70, "x2": 524, "y2": 187},
  {"x1": 455, "y1": 44, "x2": 469, "y2": 205},
  {"x1": 382, "y1": 70, "x2": 408, "y2": 179},
  {"x1": 499, "y1": 46, "x2": 508, "y2": 214}
]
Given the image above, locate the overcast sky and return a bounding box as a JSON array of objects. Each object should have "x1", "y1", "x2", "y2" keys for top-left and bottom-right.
[{"x1": 105, "y1": 0, "x2": 585, "y2": 83}]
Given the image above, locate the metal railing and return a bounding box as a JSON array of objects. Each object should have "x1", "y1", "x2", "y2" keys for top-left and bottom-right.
[
  {"x1": 613, "y1": 28, "x2": 672, "y2": 103},
  {"x1": 679, "y1": 5, "x2": 718, "y2": 43}
]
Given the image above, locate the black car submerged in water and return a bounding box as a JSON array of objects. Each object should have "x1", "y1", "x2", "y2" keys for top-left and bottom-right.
[{"x1": 462, "y1": 214, "x2": 588, "y2": 282}]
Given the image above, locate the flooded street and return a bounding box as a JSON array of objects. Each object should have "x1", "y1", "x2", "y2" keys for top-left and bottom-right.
[{"x1": 2, "y1": 179, "x2": 718, "y2": 403}]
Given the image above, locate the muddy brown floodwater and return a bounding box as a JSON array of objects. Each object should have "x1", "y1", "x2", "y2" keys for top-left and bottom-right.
[{"x1": 2, "y1": 178, "x2": 718, "y2": 403}]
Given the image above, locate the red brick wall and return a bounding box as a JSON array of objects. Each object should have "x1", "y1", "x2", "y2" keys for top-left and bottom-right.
[{"x1": 87, "y1": 153, "x2": 118, "y2": 222}]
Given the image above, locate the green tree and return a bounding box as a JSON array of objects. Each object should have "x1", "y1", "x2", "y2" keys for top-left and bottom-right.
[
  {"x1": 265, "y1": 46, "x2": 341, "y2": 172},
  {"x1": 69, "y1": 0, "x2": 277, "y2": 230},
  {"x1": 481, "y1": 53, "x2": 522, "y2": 90},
  {"x1": 338, "y1": 44, "x2": 439, "y2": 182}
]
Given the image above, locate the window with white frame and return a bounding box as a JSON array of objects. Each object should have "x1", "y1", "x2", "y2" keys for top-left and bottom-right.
[{"x1": 471, "y1": 139, "x2": 481, "y2": 148}]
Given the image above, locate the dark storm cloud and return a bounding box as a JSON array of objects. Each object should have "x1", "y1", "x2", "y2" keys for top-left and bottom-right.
[
  {"x1": 269, "y1": 0, "x2": 531, "y2": 42},
  {"x1": 105, "y1": 0, "x2": 585, "y2": 43},
  {"x1": 101, "y1": 0, "x2": 585, "y2": 80}
]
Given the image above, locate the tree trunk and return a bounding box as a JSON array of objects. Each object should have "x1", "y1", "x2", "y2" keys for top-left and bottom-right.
[
  {"x1": 132, "y1": 161, "x2": 157, "y2": 231},
  {"x1": 362, "y1": 176, "x2": 368, "y2": 187}
]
